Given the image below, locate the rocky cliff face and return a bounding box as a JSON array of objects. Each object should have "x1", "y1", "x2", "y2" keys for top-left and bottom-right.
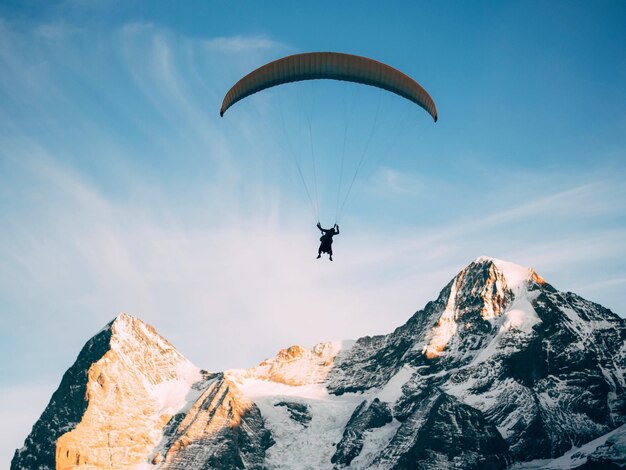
[
  {"x1": 11, "y1": 257, "x2": 626, "y2": 469},
  {"x1": 11, "y1": 314, "x2": 272, "y2": 470},
  {"x1": 11, "y1": 322, "x2": 113, "y2": 470},
  {"x1": 327, "y1": 257, "x2": 626, "y2": 468}
]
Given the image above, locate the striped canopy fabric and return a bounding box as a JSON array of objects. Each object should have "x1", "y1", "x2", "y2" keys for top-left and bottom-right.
[{"x1": 220, "y1": 52, "x2": 437, "y2": 122}]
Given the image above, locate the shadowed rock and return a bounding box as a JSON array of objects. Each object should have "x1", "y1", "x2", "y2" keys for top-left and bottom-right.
[
  {"x1": 275, "y1": 401, "x2": 312, "y2": 426},
  {"x1": 11, "y1": 322, "x2": 112, "y2": 470},
  {"x1": 332, "y1": 398, "x2": 393, "y2": 467}
]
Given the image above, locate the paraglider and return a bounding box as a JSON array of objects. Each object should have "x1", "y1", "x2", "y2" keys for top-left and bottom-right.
[{"x1": 220, "y1": 52, "x2": 437, "y2": 261}]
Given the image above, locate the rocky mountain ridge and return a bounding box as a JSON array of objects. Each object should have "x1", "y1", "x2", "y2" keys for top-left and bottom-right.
[{"x1": 11, "y1": 257, "x2": 626, "y2": 469}]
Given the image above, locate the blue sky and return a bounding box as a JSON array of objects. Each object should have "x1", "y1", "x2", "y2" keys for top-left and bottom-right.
[{"x1": 1, "y1": 1, "x2": 625, "y2": 464}]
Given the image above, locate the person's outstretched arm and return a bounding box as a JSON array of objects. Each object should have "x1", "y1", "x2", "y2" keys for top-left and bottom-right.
[
  {"x1": 317, "y1": 222, "x2": 326, "y2": 233},
  {"x1": 334, "y1": 224, "x2": 340, "y2": 235}
]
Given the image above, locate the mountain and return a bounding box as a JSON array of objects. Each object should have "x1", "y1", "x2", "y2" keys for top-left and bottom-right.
[
  {"x1": 11, "y1": 257, "x2": 626, "y2": 469},
  {"x1": 11, "y1": 313, "x2": 272, "y2": 470}
]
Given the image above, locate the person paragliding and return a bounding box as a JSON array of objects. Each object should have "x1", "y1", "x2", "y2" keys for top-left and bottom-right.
[
  {"x1": 316, "y1": 222, "x2": 339, "y2": 261},
  {"x1": 220, "y1": 52, "x2": 437, "y2": 262}
]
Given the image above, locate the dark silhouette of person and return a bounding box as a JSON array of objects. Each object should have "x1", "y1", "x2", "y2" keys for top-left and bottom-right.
[{"x1": 316, "y1": 222, "x2": 339, "y2": 261}]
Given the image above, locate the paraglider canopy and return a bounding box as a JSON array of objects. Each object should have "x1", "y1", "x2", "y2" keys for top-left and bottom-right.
[
  {"x1": 219, "y1": 51, "x2": 438, "y2": 226},
  {"x1": 220, "y1": 52, "x2": 437, "y2": 122}
]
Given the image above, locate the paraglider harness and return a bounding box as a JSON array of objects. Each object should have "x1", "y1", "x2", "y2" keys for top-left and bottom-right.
[{"x1": 317, "y1": 222, "x2": 339, "y2": 259}]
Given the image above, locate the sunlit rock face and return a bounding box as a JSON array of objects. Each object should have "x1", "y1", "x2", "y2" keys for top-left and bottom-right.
[
  {"x1": 231, "y1": 341, "x2": 349, "y2": 386},
  {"x1": 12, "y1": 257, "x2": 626, "y2": 469},
  {"x1": 156, "y1": 374, "x2": 272, "y2": 469},
  {"x1": 11, "y1": 322, "x2": 113, "y2": 470},
  {"x1": 55, "y1": 314, "x2": 203, "y2": 469},
  {"x1": 11, "y1": 314, "x2": 272, "y2": 470},
  {"x1": 326, "y1": 257, "x2": 532, "y2": 395}
]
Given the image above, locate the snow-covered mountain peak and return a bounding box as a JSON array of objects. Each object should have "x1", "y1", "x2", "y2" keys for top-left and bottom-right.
[
  {"x1": 107, "y1": 312, "x2": 192, "y2": 377},
  {"x1": 421, "y1": 257, "x2": 545, "y2": 360},
  {"x1": 229, "y1": 341, "x2": 354, "y2": 387},
  {"x1": 442, "y1": 257, "x2": 525, "y2": 322},
  {"x1": 471, "y1": 256, "x2": 544, "y2": 292},
  {"x1": 57, "y1": 313, "x2": 204, "y2": 468},
  {"x1": 110, "y1": 311, "x2": 166, "y2": 344}
]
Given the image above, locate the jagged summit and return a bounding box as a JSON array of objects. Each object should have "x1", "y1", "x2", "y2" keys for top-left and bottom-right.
[
  {"x1": 107, "y1": 311, "x2": 182, "y2": 358},
  {"x1": 469, "y1": 256, "x2": 545, "y2": 291},
  {"x1": 414, "y1": 256, "x2": 546, "y2": 361},
  {"x1": 229, "y1": 341, "x2": 355, "y2": 386},
  {"x1": 102, "y1": 311, "x2": 137, "y2": 329},
  {"x1": 114, "y1": 310, "x2": 135, "y2": 322}
]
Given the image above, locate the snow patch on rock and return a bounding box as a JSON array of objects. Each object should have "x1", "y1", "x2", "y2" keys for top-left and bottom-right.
[
  {"x1": 376, "y1": 365, "x2": 415, "y2": 404},
  {"x1": 500, "y1": 291, "x2": 541, "y2": 334},
  {"x1": 475, "y1": 256, "x2": 538, "y2": 292},
  {"x1": 236, "y1": 340, "x2": 354, "y2": 386}
]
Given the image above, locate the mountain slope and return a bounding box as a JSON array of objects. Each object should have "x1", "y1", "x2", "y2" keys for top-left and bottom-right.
[
  {"x1": 11, "y1": 257, "x2": 626, "y2": 469},
  {"x1": 11, "y1": 314, "x2": 272, "y2": 470},
  {"x1": 327, "y1": 257, "x2": 626, "y2": 466},
  {"x1": 11, "y1": 322, "x2": 113, "y2": 469}
]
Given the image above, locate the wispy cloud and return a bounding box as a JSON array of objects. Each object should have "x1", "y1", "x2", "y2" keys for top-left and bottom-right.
[
  {"x1": 202, "y1": 35, "x2": 287, "y2": 53},
  {"x1": 370, "y1": 167, "x2": 427, "y2": 196}
]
